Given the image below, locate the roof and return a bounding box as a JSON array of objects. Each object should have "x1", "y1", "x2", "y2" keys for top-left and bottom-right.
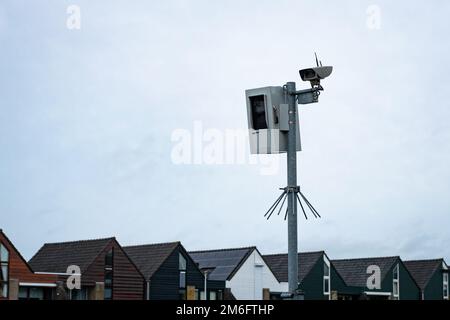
[
  {"x1": 189, "y1": 247, "x2": 256, "y2": 281},
  {"x1": 404, "y1": 259, "x2": 444, "y2": 290},
  {"x1": 123, "y1": 242, "x2": 180, "y2": 280},
  {"x1": 0, "y1": 229, "x2": 34, "y2": 273},
  {"x1": 263, "y1": 251, "x2": 324, "y2": 283},
  {"x1": 29, "y1": 237, "x2": 115, "y2": 273},
  {"x1": 331, "y1": 256, "x2": 399, "y2": 287}
]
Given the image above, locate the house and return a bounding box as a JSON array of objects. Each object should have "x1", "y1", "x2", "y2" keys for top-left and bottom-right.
[
  {"x1": 263, "y1": 251, "x2": 338, "y2": 300},
  {"x1": 29, "y1": 237, "x2": 145, "y2": 300},
  {"x1": 124, "y1": 242, "x2": 225, "y2": 300},
  {"x1": 189, "y1": 246, "x2": 285, "y2": 300},
  {"x1": 332, "y1": 256, "x2": 420, "y2": 300},
  {"x1": 404, "y1": 259, "x2": 449, "y2": 300},
  {"x1": 0, "y1": 229, "x2": 58, "y2": 300}
]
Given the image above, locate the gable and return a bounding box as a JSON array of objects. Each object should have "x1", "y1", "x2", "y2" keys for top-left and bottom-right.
[
  {"x1": 83, "y1": 239, "x2": 145, "y2": 284},
  {"x1": 0, "y1": 230, "x2": 34, "y2": 275},
  {"x1": 123, "y1": 242, "x2": 180, "y2": 280},
  {"x1": 404, "y1": 259, "x2": 442, "y2": 290}
]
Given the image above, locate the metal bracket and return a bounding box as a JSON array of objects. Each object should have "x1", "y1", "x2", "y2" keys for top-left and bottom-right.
[{"x1": 264, "y1": 186, "x2": 321, "y2": 221}]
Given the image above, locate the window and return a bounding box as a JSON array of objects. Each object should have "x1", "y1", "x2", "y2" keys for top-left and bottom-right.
[
  {"x1": 250, "y1": 95, "x2": 268, "y2": 130},
  {"x1": 179, "y1": 253, "x2": 187, "y2": 270},
  {"x1": 179, "y1": 289, "x2": 186, "y2": 300},
  {"x1": 18, "y1": 287, "x2": 28, "y2": 300},
  {"x1": 104, "y1": 249, "x2": 113, "y2": 300},
  {"x1": 29, "y1": 287, "x2": 44, "y2": 300},
  {"x1": 210, "y1": 291, "x2": 217, "y2": 300},
  {"x1": 104, "y1": 287, "x2": 112, "y2": 300},
  {"x1": 444, "y1": 273, "x2": 449, "y2": 300},
  {"x1": 195, "y1": 289, "x2": 199, "y2": 301},
  {"x1": 323, "y1": 257, "x2": 331, "y2": 299},
  {"x1": 179, "y1": 271, "x2": 186, "y2": 289},
  {"x1": 105, "y1": 249, "x2": 113, "y2": 267},
  {"x1": 179, "y1": 254, "x2": 187, "y2": 290},
  {"x1": 71, "y1": 288, "x2": 87, "y2": 300},
  {"x1": 392, "y1": 264, "x2": 400, "y2": 300},
  {"x1": 18, "y1": 287, "x2": 46, "y2": 300},
  {"x1": 105, "y1": 270, "x2": 113, "y2": 286},
  {"x1": 0, "y1": 243, "x2": 9, "y2": 299}
]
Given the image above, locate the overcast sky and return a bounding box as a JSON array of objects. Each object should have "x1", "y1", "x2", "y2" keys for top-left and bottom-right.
[{"x1": 1, "y1": 0, "x2": 449, "y2": 262}]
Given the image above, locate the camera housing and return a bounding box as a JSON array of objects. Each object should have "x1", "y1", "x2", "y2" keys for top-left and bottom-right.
[
  {"x1": 245, "y1": 86, "x2": 301, "y2": 154},
  {"x1": 299, "y1": 66, "x2": 333, "y2": 87}
]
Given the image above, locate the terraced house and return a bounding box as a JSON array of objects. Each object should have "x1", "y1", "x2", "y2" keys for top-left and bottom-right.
[
  {"x1": 189, "y1": 247, "x2": 284, "y2": 300},
  {"x1": 331, "y1": 256, "x2": 420, "y2": 300},
  {"x1": 29, "y1": 237, "x2": 145, "y2": 300},
  {"x1": 404, "y1": 259, "x2": 449, "y2": 300},
  {"x1": 263, "y1": 251, "x2": 338, "y2": 300},
  {"x1": 124, "y1": 242, "x2": 226, "y2": 300}
]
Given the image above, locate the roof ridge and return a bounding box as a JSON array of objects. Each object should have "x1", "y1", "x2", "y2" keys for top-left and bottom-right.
[
  {"x1": 123, "y1": 241, "x2": 181, "y2": 249},
  {"x1": 263, "y1": 250, "x2": 325, "y2": 257},
  {"x1": 404, "y1": 258, "x2": 443, "y2": 263},
  {"x1": 332, "y1": 255, "x2": 400, "y2": 262},
  {"x1": 189, "y1": 246, "x2": 257, "y2": 254},
  {"x1": 42, "y1": 237, "x2": 116, "y2": 246}
]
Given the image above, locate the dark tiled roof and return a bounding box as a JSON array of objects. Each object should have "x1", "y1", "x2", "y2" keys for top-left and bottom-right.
[
  {"x1": 404, "y1": 259, "x2": 443, "y2": 290},
  {"x1": 331, "y1": 256, "x2": 399, "y2": 287},
  {"x1": 123, "y1": 242, "x2": 180, "y2": 280},
  {"x1": 29, "y1": 237, "x2": 114, "y2": 273},
  {"x1": 189, "y1": 247, "x2": 256, "y2": 281},
  {"x1": 263, "y1": 251, "x2": 324, "y2": 283}
]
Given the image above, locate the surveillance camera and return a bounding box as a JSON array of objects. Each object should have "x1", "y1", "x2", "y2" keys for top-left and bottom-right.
[{"x1": 299, "y1": 66, "x2": 333, "y2": 86}]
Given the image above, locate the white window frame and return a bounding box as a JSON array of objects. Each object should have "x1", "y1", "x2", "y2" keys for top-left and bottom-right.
[
  {"x1": 323, "y1": 256, "x2": 331, "y2": 300},
  {"x1": 0, "y1": 243, "x2": 9, "y2": 299},
  {"x1": 443, "y1": 262, "x2": 449, "y2": 300},
  {"x1": 392, "y1": 264, "x2": 400, "y2": 300},
  {"x1": 443, "y1": 272, "x2": 449, "y2": 300}
]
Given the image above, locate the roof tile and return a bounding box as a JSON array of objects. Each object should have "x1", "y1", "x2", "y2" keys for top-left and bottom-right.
[
  {"x1": 29, "y1": 237, "x2": 114, "y2": 273},
  {"x1": 331, "y1": 256, "x2": 399, "y2": 287}
]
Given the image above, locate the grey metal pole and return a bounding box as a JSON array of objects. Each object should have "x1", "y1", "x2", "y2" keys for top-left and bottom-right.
[
  {"x1": 286, "y1": 82, "x2": 298, "y2": 295},
  {"x1": 203, "y1": 270, "x2": 208, "y2": 300}
]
